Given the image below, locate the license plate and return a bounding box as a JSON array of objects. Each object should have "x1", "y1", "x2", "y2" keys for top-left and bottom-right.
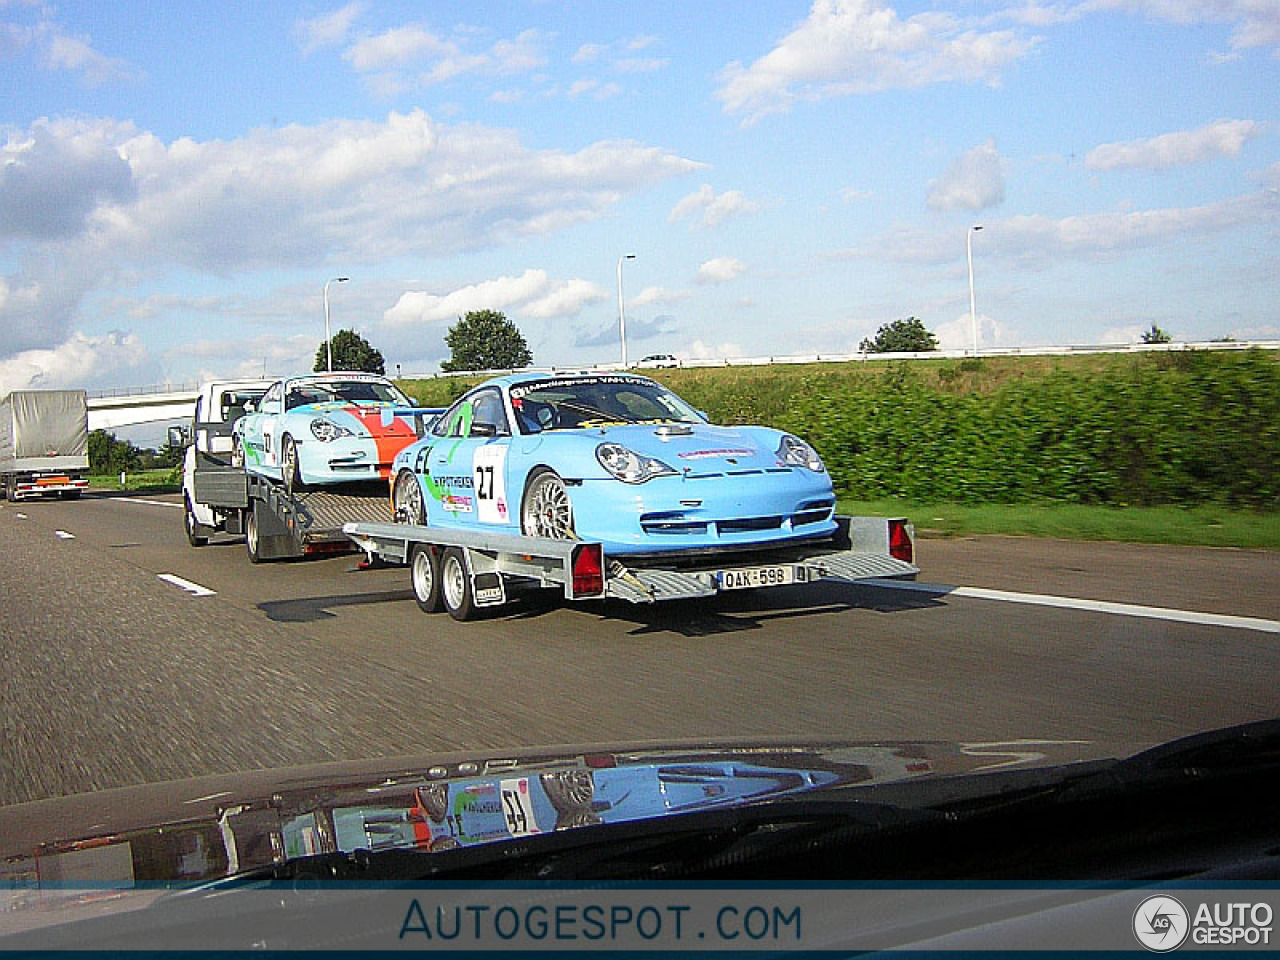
[{"x1": 719, "y1": 565, "x2": 797, "y2": 590}]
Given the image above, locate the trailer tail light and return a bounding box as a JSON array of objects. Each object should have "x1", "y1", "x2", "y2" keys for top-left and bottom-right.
[
  {"x1": 571, "y1": 543, "x2": 604, "y2": 597},
  {"x1": 888, "y1": 519, "x2": 913, "y2": 564}
]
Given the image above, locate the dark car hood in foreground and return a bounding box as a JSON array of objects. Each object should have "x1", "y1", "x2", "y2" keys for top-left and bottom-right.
[{"x1": 0, "y1": 736, "x2": 1129, "y2": 889}]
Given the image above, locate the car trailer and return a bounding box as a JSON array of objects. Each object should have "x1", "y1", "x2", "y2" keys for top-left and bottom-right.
[{"x1": 343, "y1": 516, "x2": 919, "y2": 621}]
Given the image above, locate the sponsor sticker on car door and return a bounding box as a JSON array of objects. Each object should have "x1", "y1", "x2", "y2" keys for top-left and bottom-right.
[{"x1": 474, "y1": 445, "x2": 509, "y2": 525}]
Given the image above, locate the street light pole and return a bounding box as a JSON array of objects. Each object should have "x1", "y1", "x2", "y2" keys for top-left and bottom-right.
[
  {"x1": 967, "y1": 226, "x2": 983, "y2": 357},
  {"x1": 323, "y1": 276, "x2": 349, "y2": 372},
  {"x1": 617, "y1": 254, "x2": 636, "y2": 369}
]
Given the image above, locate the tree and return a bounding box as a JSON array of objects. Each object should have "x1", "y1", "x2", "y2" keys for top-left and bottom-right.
[
  {"x1": 441, "y1": 309, "x2": 533, "y2": 372},
  {"x1": 315, "y1": 328, "x2": 385, "y2": 374},
  {"x1": 1140, "y1": 324, "x2": 1172, "y2": 344},
  {"x1": 88, "y1": 430, "x2": 141, "y2": 475},
  {"x1": 860, "y1": 317, "x2": 938, "y2": 354}
]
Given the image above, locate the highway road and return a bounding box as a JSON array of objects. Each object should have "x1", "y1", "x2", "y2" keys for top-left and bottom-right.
[{"x1": 1, "y1": 491, "x2": 1277, "y2": 807}]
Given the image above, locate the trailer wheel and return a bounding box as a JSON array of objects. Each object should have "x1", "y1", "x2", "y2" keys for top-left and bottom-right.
[
  {"x1": 59, "y1": 489, "x2": 82, "y2": 500},
  {"x1": 521, "y1": 470, "x2": 576, "y2": 540},
  {"x1": 4, "y1": 476, "x2": 15, "y2": 502},
  {"x1": 245, "y1": 506, "x2": 263, "y2": 563},
  {"x1": 184, "y1": 495, "x2": 208, "y2": 546},
  {"x1": 410, "y1": 543, "x2": 443, "y2": 614},
  {"x1": 440, "y1": 547, "x2": 478, "y2": 621},
  {"x1": 281, "y1": 435, "x2": 305, "y2": 494}
]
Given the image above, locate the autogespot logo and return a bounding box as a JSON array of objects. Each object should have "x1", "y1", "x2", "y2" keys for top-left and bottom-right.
[{"x1": 1133, "y1": 895, "x2": 1190, "y2": 952}]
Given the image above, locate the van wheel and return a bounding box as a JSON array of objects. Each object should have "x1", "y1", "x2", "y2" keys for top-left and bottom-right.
[
  {"x1": 440, "y1": 548, "x2": 477, "y2": 622},
  {"x1": 184, "y1": 495, "x2": 208, "y2": 546},
  {"x1": 245, "y1": 507, "x2": 263, "y2": 563}
]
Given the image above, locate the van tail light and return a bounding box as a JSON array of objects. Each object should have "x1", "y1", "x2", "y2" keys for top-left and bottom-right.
[
  {"x1": 571, "y1": 543, "x2": 605, "y2": 597},
  {"x1": 888, "y1": 519, "x2": 914, "y2": 564}
]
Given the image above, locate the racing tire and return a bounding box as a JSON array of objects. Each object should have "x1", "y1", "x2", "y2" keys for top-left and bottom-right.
[
  {"x1": 281, "y1": 435, "x2": 306, "y2": 495},
  {"x1": 440, "y1": 547, "x2": 477, "y2": 622},
  {"x1": 393, "y1": 470, "x2": 427, "y2": 525},
  {"x1": 245, "y1": 506, "x2": 263, "y2": 564},
  {"x1": 184, "y1": 495, "x2": 208, "y2": 547},
  {"x1": 410, "y1": 543, "x2": 443, "y2": 614},
  {"x1": 520, "y1": 470, "x2": 576, "y2": 540}
]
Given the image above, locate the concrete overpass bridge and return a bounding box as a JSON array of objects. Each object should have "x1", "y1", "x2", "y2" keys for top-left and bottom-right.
[{"x1": 87, "y1": 389, "x2": 198, "y2": 432}]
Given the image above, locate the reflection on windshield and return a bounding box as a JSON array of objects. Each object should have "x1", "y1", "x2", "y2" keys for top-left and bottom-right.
[
  {"x1": 510, "y1": 377, "x2": 703, "y2": 434},
  {"x1": 286, "y1": 380, "x2": 409, "y2": 409}
]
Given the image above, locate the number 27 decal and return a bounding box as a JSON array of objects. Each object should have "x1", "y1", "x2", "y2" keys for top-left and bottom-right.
[{"x1": 473, "y1": 447, "x2": 508, "y2": 524}]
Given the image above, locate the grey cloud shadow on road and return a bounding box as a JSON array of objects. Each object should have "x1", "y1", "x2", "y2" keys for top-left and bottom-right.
[{"x1": 258, "y1": 589, "x2": 415, "y2": 623}]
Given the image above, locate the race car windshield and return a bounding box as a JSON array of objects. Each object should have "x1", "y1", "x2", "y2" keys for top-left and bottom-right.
[
  {"x1": 286, "y1": 380, "x2": 409, "y2": 409},
  {"x1": 511, "y1": 378, "x2": 704, "y2": 434}
]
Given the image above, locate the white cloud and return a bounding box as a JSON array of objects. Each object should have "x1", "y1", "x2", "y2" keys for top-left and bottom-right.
[
  {"x1": 0, "y1": 111, "x2": 700, "y2": 364},
  {"x1": 685, "y1": 339, "x2": 746, "y2": 360},
  {"x1": 1080, "y1": 0, "x2": 1280, "y2": 54},
  {"x1": 840, "y1": 186, "x2": 873, "y2": 202},
  {"x1": 1085, "y1": 119, "x2": 1261, "y2": 171},
  {"x1": 927, "y1": 140, "x2": 1006, "y2": 211},
  {"x1": 341, "y1": 24, "x2": 547, "y2": 89},
  {"x1": 345, "y1": 25, "x2": 452, "y2": 72},
  {"x1": 715, "y1": 0, "x2": 1037, "y2": 124},
  {"x1": 0, "y1": 332, "x2": 156, "y2": 396},
  {"x1": 383, "y1": 270, "x2": 605, "y2": 326},
  {"x1": 296, "y1": 3, "x2": 364, "y2": 55},
  {"x1": 669, "y1": 185, "x2": 760, "y2": 228},
  {"x1": 614, "y1": 57, "x2": 668, "y2": 74},
  {"x1": 696, "y1": 257, "x2": 748, "y2": 284},
  {"x1": 933, "y1": 312, "x2": 1007, "y2": 350},
  {"x1": 629, "y1": 286, "x2": 691, "y2": 308},
  {"x1": 846, "y1": 189, "x2": 1278, "y2": 267}
]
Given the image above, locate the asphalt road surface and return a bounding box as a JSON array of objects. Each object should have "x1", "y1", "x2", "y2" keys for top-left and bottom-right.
[{"x1": 2, "y1": 491, "x2": 1277, "y2": 807}]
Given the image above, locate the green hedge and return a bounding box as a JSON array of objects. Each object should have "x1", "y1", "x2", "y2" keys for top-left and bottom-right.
[
  {"x1": 771, "y1": 352, "x2": 1279, "y2": 507},
  {"x1": 400, "y1": 352, "x2": 1279, "y2": 508}
]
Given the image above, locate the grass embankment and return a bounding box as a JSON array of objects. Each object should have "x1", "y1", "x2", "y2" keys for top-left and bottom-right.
[
  {"x1": 399, "y1": 351, "x2": 1280, "y2": 549},
  {"x1": 88, "y1": 468, "x2": 180, "y2": 493}
]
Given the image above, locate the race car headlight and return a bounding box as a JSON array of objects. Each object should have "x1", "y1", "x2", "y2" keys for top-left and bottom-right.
[
  {"x1": 777, "y1": 435, "x2": 825, "y2": 472},
  {"x1": 596, "y1": 443, "x2": 677, "y2": 483},
  {"x1": 310, "y1": 418, "x2": 355, "y2": 442}
]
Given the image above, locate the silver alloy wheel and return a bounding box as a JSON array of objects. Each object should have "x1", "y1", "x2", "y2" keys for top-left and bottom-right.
[
  {"x1": 522, "y1": 471, "x2": 574, "y2": 539},
  {"x1": 245, "y1": 507, "x2": 261, "y2": 563},
  {"x1": 442, "y1": 551, "x2": 466, "y2": 609},
  {"x1": 394, "y1": 470, "x2": 426, "y2": 524}
]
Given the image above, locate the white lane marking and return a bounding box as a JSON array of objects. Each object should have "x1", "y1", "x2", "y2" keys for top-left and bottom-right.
[
  {"x1": 116, "y1": 497, "x2": 183, "y2": 509},
  {"x1": 158, "y1": 573, "x2": 216, "y2": 597},
  {"x1": 862, "y1": 579, "x2": 1280, "y2": 635},
  {"x1": 54, "y1": 530, "x2": 75, "y2": 540},
  {"x1": 15, "y1": 513, "x2": 27, "y2": 519}
]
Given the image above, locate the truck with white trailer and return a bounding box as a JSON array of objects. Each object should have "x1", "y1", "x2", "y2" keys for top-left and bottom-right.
[
  {"x1": 174, "y1": 378, "x2": 430, "y2": 561},
  {"x1": 0, "y1": 389, "x2": 90, "y2": 502}
]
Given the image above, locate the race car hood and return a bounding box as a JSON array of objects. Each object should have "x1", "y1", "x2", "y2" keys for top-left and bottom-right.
[
  {"x1": 0, "y1": 736, "x2": 1125, "y2": 890},
  {"x1": 569, "y1": 422, "x2": 795, "y2": 472},
  {"x1": 291, "y1": 401, "x2": 422, "y2": 440}
]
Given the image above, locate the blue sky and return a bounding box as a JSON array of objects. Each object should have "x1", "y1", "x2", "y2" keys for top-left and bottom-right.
[{"x1": 1, "y1": 0, "x2": 1277, "y2": 392}]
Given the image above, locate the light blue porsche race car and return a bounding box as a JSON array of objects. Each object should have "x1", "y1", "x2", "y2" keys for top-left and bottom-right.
[
  {"x1": 233, "y1": 372, "x2": 439, "y2": 493},
  {"x1": 389, "y1": 372, "x2": 837, "y2": 557}
]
